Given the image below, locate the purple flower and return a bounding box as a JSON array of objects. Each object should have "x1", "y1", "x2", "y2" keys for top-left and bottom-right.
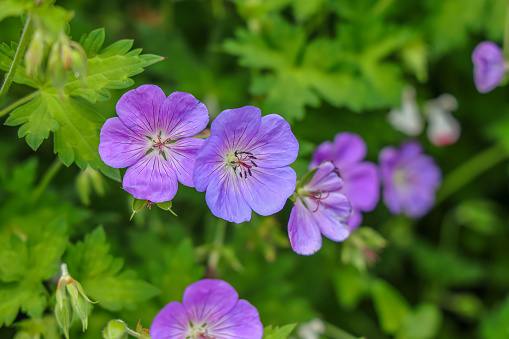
[
  {"x1": 472, "y1": 41, "x2": 506, "y2": 93},
  {"x1": 150, "y1": 279, "x2": 263, "y2": 339},
  {"x1": 193, "y1": 106, "x2": 299, "y2": 224},
  {"x1": 379, "y1": 142, "x2": 441, "y2": 218},
  {"x1": 99, "y1": 85, "x2": 208, "y2": 203},
  {"x1": 310, "y1": 133, "x2": 379, "y2": 229},
  {"x1": 288, "y1": 162, "x2": 352, "y2": 255}
]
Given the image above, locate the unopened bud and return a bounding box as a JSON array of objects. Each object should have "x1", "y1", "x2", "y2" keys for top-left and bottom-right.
[
  {"x1": 66, "y1": 279, "x2": 95, "y2": 331},
  {"x1": 55, "y1": 279, "x2": 73, "y2": 339},
  {"x1": 70, "y1": 41, "x2": 88, "y2": 87},
  {"x1": 48, "y1": 41, "x2": 67, "y2": 99},
  {"x1": 102, "y1": 320, "x2": 128, "y2": 339},
  {"x1": 131, "y1": 198, "x2": 149, "y2": 220},
  {"x1": 157, "y1": 200, "x2": 178, "y2": 216},
  {"x1": 25, "y1": 29, "x2": 45, "y2": 78}
]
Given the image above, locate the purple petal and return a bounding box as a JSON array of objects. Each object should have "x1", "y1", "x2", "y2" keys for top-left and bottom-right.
[
  {"x1": 205, "y1": 170, "x2": 252, "y2": 223},
  {"x1": 348, "y1": 209, "x2": 363, "y2": 229},
  {"x1": 208, "y1": 300, "x2": 263, "y2": 339},
  {"x1": 159, "y1": 92, "x2": 209, "y2": 139},
  {"x1": 238, "y1": 166, "x2": 296, "y2": 216},
  {"x1": 99, "y1": 117, "x2": 150, "y2": 168},
  {"x1": 288, "y1": 200, "x2": 322, "y2": 255},
  {"x1": 193, "y1": 136, "x2": 227, "y2": 192},
  {"x1": 150, "y1": 301, "x2": 189, "y2": 339},
  {"x1": 182, "y1": 279, "x2": 239, "y2": 325},
  {"x1": 310, "y1": 141, "x2": 333, "y2": 169},
  {"x1": 304, "y1": 193, "x2": 351, "y2": 242},
  {"x1": 210, "y1": 106, "x2": 261, "y2": 150},
  {"x1": 305, "y1": 162, "x2": 344, "y2": 193},
  {"x1": 472, "y1": 41, "x2": 506, "y2": 93},
  {"x1": 122, "y1": 152, "x2": 178, "y2": 203},
  {"x1": 165, "y1": 138, "x2": 204, "y2": 187},
  {"x1": 116, "y1": 85, "x2": 166, "y2": 136},
  {"x1": 245, "y1": 114, "x2": 299, "y2": 168},
  {"x1": 341, "y1": 162, "x2": 380, "y2": 212},
  {"x1": 331, "y1": 133, "x2": 367, "y2": 166}
]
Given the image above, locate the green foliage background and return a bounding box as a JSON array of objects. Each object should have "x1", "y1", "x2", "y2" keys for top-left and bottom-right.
[{"x1": 1, "y1": 0, "x2": 509, "y2": 338}]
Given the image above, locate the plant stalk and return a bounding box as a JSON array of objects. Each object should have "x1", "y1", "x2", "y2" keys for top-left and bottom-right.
[{"x1": 0, "y1": 90, "x2": 40, "y2": 118}]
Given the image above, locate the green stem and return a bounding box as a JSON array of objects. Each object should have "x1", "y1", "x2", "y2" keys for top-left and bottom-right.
[
  {"x1": 207, "y1": 219, "x2": 227, "y2": 272},
  {"x1": 126, "y1": 327, "x2": 144, "y2": 338},
  {"x1": 0, "y1": 15, "x2": 33, "y2": 106},
  {"x1": 504, "y1": 0, "x2": 509, "y2": 58},
  {"x1": 29, "y1": 158, "x2": 63, "y2": 206},
  {"x1": 0, "y1": 90, "x2": 40, "y2": 118},
  {"x1": 324, "y1": 322, "x2": 361, "y2": 339},
  {"x1": 436, "y1": 143, "x2": 508, "y2": 205}
]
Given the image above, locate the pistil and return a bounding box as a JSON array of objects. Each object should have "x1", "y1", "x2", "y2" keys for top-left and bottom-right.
[
  {"x1": 152, "y1": 135, "x2": 171, "y2": 155},
  {"x1": 228, "y1": 150, "x2": 258, "y2": 178}
]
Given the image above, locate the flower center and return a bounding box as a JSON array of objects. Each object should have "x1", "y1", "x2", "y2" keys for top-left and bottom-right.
[
  {"x1": 189, "y1": 327, "x2": 215, "y2": 339},
  {"x1": 152, "y1": 134, "x2": 171, "y2": 155},
  {"x1": 309, "y1": 189, "x2": 329, "y2": 212},
  {"x1": 226, "y1": 150, "x2": 258, "y2": 179}
]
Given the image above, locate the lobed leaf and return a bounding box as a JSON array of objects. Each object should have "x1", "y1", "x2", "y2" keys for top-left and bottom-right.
[{"x1": 262, "y1": 323, "x2": 297, "y2": 339}]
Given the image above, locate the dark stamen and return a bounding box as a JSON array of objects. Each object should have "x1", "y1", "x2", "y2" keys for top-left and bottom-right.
[{"x1": 251, "y1": 160, "x2": 258, "y2": 167}]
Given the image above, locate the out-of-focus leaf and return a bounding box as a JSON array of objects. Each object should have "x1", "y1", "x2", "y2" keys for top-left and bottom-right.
[
  {"x1": 371, "y1": 279, "x2": 411, "y2": 334},
  {"x1": 0, "y1": 42, "x2": 39, "y2": 87},
  {"x1": 481, "y1": 295, "x2": 509, "y2": 339},
  {"x1": 397, "y1": 303, "x2": 442, "y2": 339},
  {"x1": 262, "y1": 323, "x2": 297, "y2": 339},
  {"x1": 333, "y1": 264, "x2": 370, "y2": 309},
  {"x1": 454, "y1": 200, "x2": 500, "y2": 235},
  {"x1": 0, "y1": 0, "x2": 31, "y2": 22}
]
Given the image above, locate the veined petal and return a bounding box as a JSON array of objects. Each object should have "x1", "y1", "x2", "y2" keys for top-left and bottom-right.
[
  {"x1": 122, "y1": 152, "x2": 178, "y2": 203},
  {"x1": 165, "y1": 138, "x2": 204, "y2": 187},
  {"x1": 150, "y1": 301, "x2": 189, "y2": 339},
  {"x1": 310, "y1": 141, "x2": 333, "y2": 169},
  {"x1": 288, "y1": 200, "x2": 322, "y2": 255},
  {"x1": 305, "y1": 162, "x2": 343, "y2": 193},
  {"x1": 193, "y1": 135, "x2": 227, "y2": 192},
  {"x1": 331, "y1": 132, "x2": 367, "y2": 166},
  {"x1": 211, "y1": 106, "x2": 261, "y2": 150},
  {"x1": 99, "y1": 117, "x2": 150, "y2": 168},
  {"x1": 159, "y1": 92, "x2": 209, "y2": 139},
  {"x1": 116, "y1": 85, "x2": 165, "y2": 136},
  {"x1": 205, "y1": 169, "x2": 252, "y2": 223},
  {"x1": 238, "y1": 166, "x2": 296, "y2": 217},
  {"x1": 208, "y1": 300, "x2": 263, "y2": 339},
  {"x1": 304, "y1": 193, "x2": 351, "y2": 242},
  {"x1": 341, "y1": 162, "x2": 379, "y2": 212},
  {"x1": 245, "y1": 114, "x2": 299, "y2": 168},
  {"x1": 183, "y1": 279, "x2": 239, "y2": 325}
]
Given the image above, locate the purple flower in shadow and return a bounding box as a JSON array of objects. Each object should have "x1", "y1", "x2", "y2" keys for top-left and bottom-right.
[
  {"x1": 379, "y1": 141, "x2": 441, "y2": 218},
  {"x1": 193, "y1": 106, "x2": 299, "y2": 224},
  {"x1": 150, "y1": 279, "x2": 263, "y2": 339},
  {"x1": 288, "y1": 162, "x2": 352, "y2": 255},
  {"x1": 310, "y1": 133, "x2": 379, "y2": 229},
  {"x1": 99, "y1": 85, "x2": 208, "y2": 202},
  {"x1": 472, "y1": 41, "x2": 506, "y2": 93}
]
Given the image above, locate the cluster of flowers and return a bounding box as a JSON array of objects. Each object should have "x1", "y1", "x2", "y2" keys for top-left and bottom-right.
[{"x1": 99, "y1": 85, "x2": 442, "y2": 257}]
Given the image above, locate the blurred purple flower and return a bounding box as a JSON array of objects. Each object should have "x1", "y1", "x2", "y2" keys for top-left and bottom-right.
[
  {"x1": 150, "y1": 279, "x2": 263, "y2": 339},
  {"x1": 310, "y1": 133, "x2": 379, "y2": 229},
  {"x1": 472, "y1": 41, "x2": 506, "y2": 93},
  {"x1": 379, "y1": 142, "x2": 441, "y2": 218},
  {"x1": 193, "y1": 106, "x2": 298, "y2": 223},
  {"x1": 289, "y1": 162, "x2": 352, "y2": 255},
  {"x1": 99, "y1": 85, "x2": 208, "y2": 203}
]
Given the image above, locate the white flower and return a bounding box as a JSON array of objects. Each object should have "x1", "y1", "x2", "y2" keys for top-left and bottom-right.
[{"x1": 387, "y1": 86, "x2": 423, "y2": 136}]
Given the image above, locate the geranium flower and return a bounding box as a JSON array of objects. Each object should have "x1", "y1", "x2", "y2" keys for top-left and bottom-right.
[
  {"x1": 472, "y1": 41, "x2": 506, "y2": 93},
  {"x1": 288, "y1": 162, "x2": 352, "y2": 255},
  {"x1": 99, "y1": 85, "x2": 208, "y2": 202},
  {"x1": 150, "y1": 279, "x2": 263, "y2": 339},
  {"x1": 193, "y1": 106, "x2": 298, "y2": 223},
  {"x1": 379, "y1": 142, "x2": 441, "y2": 218},
  {"x1": 424, "y1": 94, "x2": 460, "y2": 147},
  {"x1": 310, "y1": 133, "x2": 379, "y2": 229}
]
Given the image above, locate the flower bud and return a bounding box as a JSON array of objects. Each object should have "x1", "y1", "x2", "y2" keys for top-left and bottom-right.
[
  {"x1": 48, "y1": 40, "x2": 68, "y2": 99},
  {"x1": 131, "y1": 198, "x2": 149, "y2": 220},
  {"x1": 157, "y1": 200, "x2": 178, "y2": 216},
  {"x1": 66, "y1": 279, "x2": 94, "y2": 331},
  {"x1": 102, "y1": 320, "x2": 128, "y2": 339},
  {"x1": 25, "y1": 29, "x2": 45, "y2": 78},
  {"x1": 55, "y1": 279, "x2": 73, "y2": 339}
]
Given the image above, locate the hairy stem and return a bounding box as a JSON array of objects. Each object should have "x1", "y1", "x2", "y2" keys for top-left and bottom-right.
[
  {"x1": 0, "y1": 15, "x2": 33, "y2": 106},
  {"x1": 0, "y1": 90, "x2": 40, "y2": 118},
  {"x1": 126, "y1": 327, "x2": 144, "y2": 338},
  {"x1": 207, "y1": 219, "x2": 227, "y2": 272}
]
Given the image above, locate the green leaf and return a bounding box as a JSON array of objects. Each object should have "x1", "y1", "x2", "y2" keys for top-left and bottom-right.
[
  {"x1": 481, "y1": 295, "x2": 509, "y2": 339},
  {"x1": 262, "y1": 323, "x2": 297, "y2": 339},
  {"x1": 397, "y1": 303, "x2": 442, "y2": 339},
  {"x1": 65, "y1": 227, "x2": 160, "y2": 311},
  {"x1": 333, "y1": 264, "x2": 370, "y2": 309},
  {"x1": 0, "y1": 283, "x2": 46, "y2": 326},
  {"x1": 371, "y1": 279, "x2": 411, "y2": 334},
  {"x1": 0, "y1": 0, "x2": 31, "y2": 22},
  {"x1": 0, "y1": 42, "x2": 38, "y2": 87}
]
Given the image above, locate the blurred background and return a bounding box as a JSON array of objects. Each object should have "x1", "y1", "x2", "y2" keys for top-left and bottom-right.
[{"x1": 1, "y1": 0, "x2": 509, "y2": 338}]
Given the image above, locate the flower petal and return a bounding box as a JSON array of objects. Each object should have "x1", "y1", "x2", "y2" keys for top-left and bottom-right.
[
  {"x1": 99, "y1": 117, "x2": 150, "y2": 168},
  {"x1": 341, "y1": 161, "x2": 379, "y2": 212},
  {"x1": 209, "y1": 300, "x2": 263, "y2": 339},
  {"x1": 165, "y1": 138, "x2": 204, "y2": 187},
  {"x1": 239, "y1": 166, "x2": 296, "y2": 217},
  {"x1": 310, "y1": 141, "x2": 333, "y2": 169},
  {"x1": 122, "y1": 152, "x2": 178, "y2": 203},
  {"x1": 348, "y1": 209, "x2": 363, "y2": 229},
  {"x1": 305, "y1": 162, "x2": 343, "y2": 193},
  {"x1": 193, "y1": 135, "x2": 227, "y2": 192},
  {"x1": 211, "y1": 106, "x2": 261, "y2": 150},
  {"x1": 304, "y1": 193, "x2": 351, "y2": 242},
  {"x1": 205, "y1": 169, "x2": 252, "y2": 223},
  {"x1": 245, "y1": 114, "x2": 299, "y2": 168},
  {"x1": 116, "y1": 85, "x2": 166, "y2": 136},
  {"x1": 150, "y1": 301, "x2": 189, "y2": 339},
  {"x1": 183, "y1": 279, "x2": 239, "y2": 325},
  {"x1": 159, "y1": 92, "x2": 209, "y2": 139},
  {"x1": 288, "y1": 200, "x2": 322, "y2": 255},
  {"x1": 331, "y1": 132, "x2": 367, "y2": 166}
]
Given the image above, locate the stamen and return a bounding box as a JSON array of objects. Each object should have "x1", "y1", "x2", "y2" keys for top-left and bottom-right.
[
  {"x1": 251, "y1": 160, "x2": 258, "y2": 167},
  {"x1": 310, "y1": 189, "x2": 329, "y2": 212}
]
